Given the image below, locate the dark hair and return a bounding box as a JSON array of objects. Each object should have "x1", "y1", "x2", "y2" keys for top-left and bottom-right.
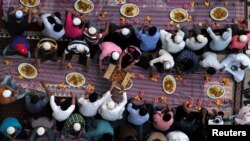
[
  {"x1": 218, "y1": 111, "x2": 224, "y2": 117},
  {"x1": 53, "y1": 24, "x2": 63, "y2": 32},
  {"x1": 148, "y1": 26, "x2": 157, "y2": 36},
  {"x1": 60, "y1": 99, "x2": 71, "y2": 111},
  {"x1": 179, "y1": 59, "x2": 194, "y2": 72},
  {"x1": 102, "y1": 133, "x2": 113, "y2": 141},
  {"x1": 47, "y1": 16, "x2": 56, "y2": 24},
  {"x1": 132, "y1": 51, "x2": 140, "y2": 60},
  {"x1": 54, "y1": 12, "x2": 61, "y2": 20},
  {"x1": 89, "y1": 92, "x2": 98, "y2": 103},
  {"x1": 124, "y1": 136, "x2": 137, "y2": 141},
  {"x1": 206, "y1": 67, "x2": 216, "y2": 75},
  {"x1": 139, "y1": 107, "x2": 148, "y2": 116},
  {"x1": 30, "y1": 94, "x2": 39, "y2": 104},
  {"x1": 162, "y1": 113, "x2": 172, "y2": 122},
  {"x1": 240, "y1": 63, "x2": 248, "y2": 70}
]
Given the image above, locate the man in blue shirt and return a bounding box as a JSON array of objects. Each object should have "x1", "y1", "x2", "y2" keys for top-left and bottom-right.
[
  {"x1": 0, "y1": 117, "x2": 27, "y2": 141},
  {"x1": 25, "y1": 82, "x2": 51, "y2": 114},
  {"x1": 136, "y1": 22, "x2": 160, "y2": 52}
]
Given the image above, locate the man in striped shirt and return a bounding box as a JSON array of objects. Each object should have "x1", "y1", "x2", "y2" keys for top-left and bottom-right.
[{"x1": 61, "y1": 40, "x2": 90, "y2": 72}]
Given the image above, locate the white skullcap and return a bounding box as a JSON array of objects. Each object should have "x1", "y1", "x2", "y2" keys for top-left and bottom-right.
[
  {"x1": 7, "y1": 127, "x2": 15, "y2": 135},
  {"x1": 107, "y1": 100, "x2": 116, "y2": 110},
  {"x1": 121, "y1": 28, "x2": 130, "y2": 36},
  {"x1": 174, "y1": 35, "x2": 183, "y2": 44},
  {"x1": 222, "y1": 32, "x2": 230, "y2": 40},
  {"x1": 111, "y1": 52, "x2": 120, "y2": 60},
  {"x1": 73, "y1": 123, "x2": 81, "y2": 131},
  {"x1": 73, "y1": 17, "x2": 81, "y2": 26},
  {"x1": 88, "y1": 27, "x2": 97, "y2": 35},
  {"x1": 15, "y1": 10, "x2": 24, "y2": 19},
  {"x1": 163, "y1": 62, "x2": 171, "y2": 70},
  {"x1": 42, "y1": 42, "x2": 51, "y2": 50},
  {"x1": 239, "y1": 35, "x2": 248, "y2": 42},
  {"x1": 197, "y1": 34, "x2": 205, "y2": 43},
  {"x1": 166, "y1": 131, "x2": 190, "y2": 141},
  {"x1": 208, "y1": 116, "x2": 224, "y2": 125},
  {"x1": 36, "y1": 127, "x2": 45, "y2": 136},
  {"x1": 76, "y1": 45, "x2": 84, "y2": 52},
  {"x1": 3, "y1": 90, "x2": 12, "y2": 98}
]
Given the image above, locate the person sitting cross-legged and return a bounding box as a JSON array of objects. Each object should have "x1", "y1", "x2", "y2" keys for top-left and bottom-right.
[
  {"x1": 34, "y1": 38, "x2": 58, "y2": 67},
  {"x1": 149, "y1": 49, "x2": 175, "y2": 73},
  {"x1": 5, "y1": 5, "x2": 33, "y2": 36},
  {"x1": 127, "y1": 100, "x2": 149, "y2": 126},
  {"x1": 84, "y1": 119, "x2": 114, "y2": 141},
  {"x1": 0, "y1": 117, "x2": 28, "y2": 141},
  {"x1": 186, "y1": 24, "x2": 208, "y2": 51},
  {"x1": 77, "y1": 82, "x2": 114, "y2": 117},
  {"x1": 98, "y1": 82, "x2": 127, "y2": 121},
  {"x1": 0, "y1": 75, "x2": 27, "y2": 105},
  {"x1": 221, "y1": 53, "x2": 250, "y2": 82},
  {"x1": 199, "y1": 51, "x2": 224, "y2": 75},
  {"x1": 175, "y1": 49, "x2": 199, "y2": 74},
  {"x1": 61, "y1": 113, "x2": 85, "y2": 140},
  {"x1": 206, "y1": 26, "x2": 232, "y2": 51},
  {"x1": 64, "y1": 11, "x2": 84, "y2": 39},
  {"x1": 160, "y1": 27, "x2": 186, "y2": 54},
  {"x1": 39, "y1": 12, "x2": 65, "y2": 40},
  {"x1": 98, "y1": 42, "x2": 122, "y2": 71},
  {"x1": 50, "y1": 92, "x2": 76, "y2": 122},
  {"x1": 25, "y1": 82, "x2": 52, "y2": 114},
  {"x1": 29, "y1": 117, "x2": 56, "y2": 141},
  {"x1": 61, "y1": 40, "x2": 90, "y2": 72},
  {"x1": 3, "y1": 35, "x2": 31, "y2": 58},
  {"x1": 152, "y1": 105, "x2": 174, "y2": 131}
]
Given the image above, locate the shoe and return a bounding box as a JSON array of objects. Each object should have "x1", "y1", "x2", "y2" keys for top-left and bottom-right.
[
  {"x1": 243, "y1": 100, "x2": 250, "y2": 106},
  {"x1": 244, "y1": 88, "x2": 250, "y2": 99}
]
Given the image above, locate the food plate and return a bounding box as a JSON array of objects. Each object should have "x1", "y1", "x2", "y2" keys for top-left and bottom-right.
[
  {"x1": 210, "y1": 7, "x2": 228, "y2": 21},
  {"x1": 207, "y1": 84, "x2": 225, "y2": 99},
  {"x1": 162, "y1": 75, "x2": 176, "y2": 94},
  {"x1": 20, "y1": 0, "x2": 40, "y2": 7},
  {"x1": 66, "y1": 72, "x2": 86, "y2": 87},
  {"x1": 120, "y1": 3, "x2": 139, "y2": 18},
  {"x1": 170, "y1": 8, "x2": 188, "y2": 23},
  {"x1": 18, "y1": 63, "x2": 38, "y2": 79},
  {"x1": 74, "y1": 0, "x2": 94, "y2": 14},
  {"x1": 115, "y1": 79, "x2": 133, "y2": 91}
]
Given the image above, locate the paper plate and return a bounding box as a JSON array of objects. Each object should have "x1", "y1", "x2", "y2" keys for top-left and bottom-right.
[
  {"x1": 207, "y1": 84, "x2": 225, "y2": 99},
  {"x1": 120, "y1": 3, "x2": 139, "y2": 18},
  {"x1": 210, "y1": 7, "x2": 228, "y2": 21},
  {"x1": 74, "y1": 0, "x2": 94, "y2": 14},
  {"x1": 18, "y1": 63, "x2": 38, "y2": 79},
  {"x1": 162, "y1": 75, "x2": 176, "y2": 94},
  {"x1": 20, "y1": 0, "x2": 40, "y2": 7},
  {"x1": 170, "y1": 8, "x2": 188, "y2": 23},
  {"x1": 66, "y1": 72, "x2": 85, "y2": 87}
]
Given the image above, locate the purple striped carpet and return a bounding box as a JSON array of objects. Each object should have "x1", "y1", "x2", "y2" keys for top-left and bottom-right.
[
  {"x1": 2, "y1": 0, "x2": 245, "y2": 29},
  {"x1": 0, "y1": 55, "x2": 234, "y2": 116}
]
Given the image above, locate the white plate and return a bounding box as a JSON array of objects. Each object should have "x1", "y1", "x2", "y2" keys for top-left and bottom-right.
[
  {"x1": 74, "y1": 0, "x2": 94, "y2": 14},
  {"x1": 66, "y1": 72, "x2": 85, "y2": 87},
  {"x1": 207, "y1": 84, "x2": 225, "y2": 99},
  {"x1": 18, "y1": 63, "x2": 38, "y2": 79},
  {"x1": 170, "y1": 8, "x2": 188, "y2": 23},
  {"x1": 210, "y1": 7, "x2": 228, "y2": 21},
  {"x1": 20, "y1": 0, "x2": 40, "y2": 8},
  {"x1": 115, "y1": 79, "x2": 133, "y2": 91},
  {"x1": 120, "y1": 3, "x2": 139, "y2": 18},
  {"x1": 162, "y1": 75, "x2": 176, "y2": 94}
]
